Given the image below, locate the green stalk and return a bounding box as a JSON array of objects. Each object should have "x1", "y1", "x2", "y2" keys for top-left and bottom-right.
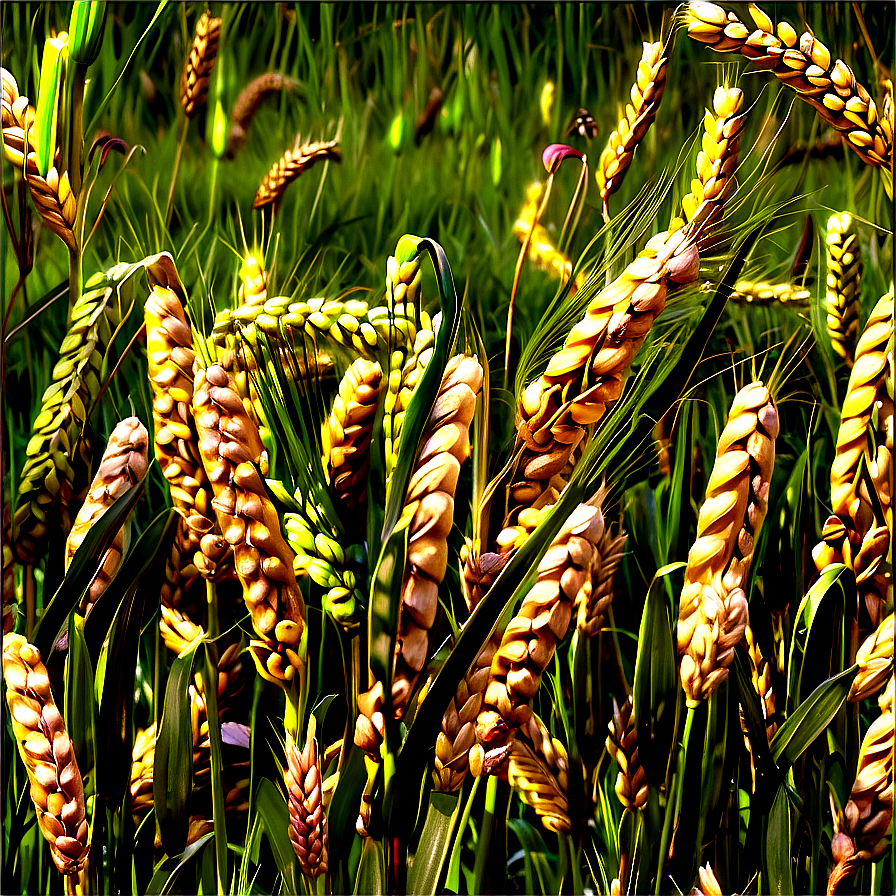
[
  {"x1": 472, "y1": 774, "x2": 498, "y2": 895},
  {"x1": 566, "y1": 835, "x2": 584, "y2": 895},
  {"x1": 67, "y1": 62, "x2": 87, "y2": 196},
  {"x1": 654, "y1": 705, "x2": 695, "y2": 895},
  {"x1": 165, "y1": 117, "x2": 189, "y2": 230}
]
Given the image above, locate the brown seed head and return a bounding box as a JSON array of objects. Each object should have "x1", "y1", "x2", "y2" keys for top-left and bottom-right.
[
  {"x1": 253, "y1": 139, "x2": 342, "y2": 210},
  {"x1": 285, "y1": 736, "x2": 329, "y2": 878},
  {"x1": 180, "y1": 10, "x2": 222, "y2": 118},
  {"x1": 606, "y1": 696, "x2": 649, "y2": 810}
]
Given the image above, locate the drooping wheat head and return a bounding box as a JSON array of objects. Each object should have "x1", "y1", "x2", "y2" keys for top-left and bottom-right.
[
  {"x1": 180, "y1": 10, "x2": 222, "y2": 119},
  {"x1": 14, "y1": 271, "x2": 120, "y2": 563},
  {"x1": 606, "y1": 695, "x2": 649, "y2": 811},
  {"x1": 2, "y1": 634, "x2": 89, "y2": 876},
  {"x1": 227, "y1": 72, "x2": 299, "y2": 158},
  {"x1": 686, "y1": 2, "x2": 892, "y2": 169},
  {"x1": 596, "y1": 40, "x2": 669, "y2": 221},
  {"x1": 825, "y1": 212, "x2": 863, "y2": 367},
  {"x1": 253, "y1": 139, "x2": 342, "y2": 210},
  {"x1": 193, "y1": 363, "x2": 306, "y2": 686},
  {"x1": 64, "y1": 417, "x2": 149, "y2": 616},
  {"x1": 285, "y1": 734, "x2": 329, "y2": 879},
  {"x1": 677, "y1": 382, "x2": 779, "y2": 706}
]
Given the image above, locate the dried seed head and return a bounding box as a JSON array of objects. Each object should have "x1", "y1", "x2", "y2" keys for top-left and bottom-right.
[
  {"x1": 180, "y1": 10, "x2": 222, "y2": 118},
  {"x1": 253, "y1": 139, "x2": 342, "y2": 210},
  {"x1": 606, "y1": 696, "x2": 649, "y2": 810},
  {"x1": 677, "y1": 382, "x2": 778, "y2": 706},
  {"x1": 226, "y1": 73, "x2": 299, "y2": 158},
  {"x1": 65, "y1": 417, "x2": 149, "y2": 616},
  {"x1": 576, "y1": 524, "x2": 628, "y2": 636},
  {"x1": 3, "y1": 634, "x2": 89, "y2": 875},
  {"x1": 285, "y1": 736, "x2": 329, "y2": 878}
]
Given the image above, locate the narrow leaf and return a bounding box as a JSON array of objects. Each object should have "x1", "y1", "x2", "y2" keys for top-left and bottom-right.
[
  {"x1": 145, "y1": 832, "x2": 214, "y2": 896},
  {"x1": 255, "y1": 777, "x2": 298, "y2": 895},
  {"x1": 764, "y1": 781, "x2": 793, "y2": 895}
]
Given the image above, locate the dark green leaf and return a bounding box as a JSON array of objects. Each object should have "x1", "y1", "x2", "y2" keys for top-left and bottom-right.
[
  {"x1": 145, "y1": 832, "x2": 214, "y2": 895},
  {"x1": 255, "y1": 777, "x2": 299, "y2": 895},
  {"x1": 763, "y1": 782, "x2": 793, "y2": 895},
  {"x1": 355, "y1": 835, "x2": 386, "y2": 895},
  {"x1": 64, "y1": 617, "x2": 97, "y2": 790},
  {"x1": 407, "y1": 791, "x2": 461, "y2": 894},
  {"x1": 771, "y1": 665, "x2": 858, "y2": 770}
]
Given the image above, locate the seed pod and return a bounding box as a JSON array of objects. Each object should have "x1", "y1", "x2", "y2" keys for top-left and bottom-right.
[
  {"x1": 576, "y1": 524, "x2": 628, "y2": 636},
  {"x1": 476, "y1": 499, "x2": 605, "y2": 748},
  {"x1": 322, "y1": 359, "x2": 383, "y2": 516},
  {"x1": 729, "y1": 279, "x2": 810, "y2": 305},
  {"x1": 606, "y1": 696, "x2": 649, "y2": 810},
  {"x1": 677, "y1": 383, "x2": 778, "y2": 706},
  {"x1": 507, "y1": 714, "x2": 571, "y2": 833},
  {"x1": 850, "y1": 613, "x2": 894, "y2": 703},
  {"x1": 597, "y1": 40, "x2": 669, "y2": 219},
  {"x1": 193, "y1": 363, "x2": 306, "y2": 686},
  {"x1": 180, "y1": 10, "x2": 221, "y2": 118},
  {"x1": 685, "y1": 2, "x2": 891, "y2": 169},
  {"x1": 828, "y1": 677, "x2": 895, "y2": 893},
  {"x1": 825, "y1": 213, "x2": 862, "y2": 367},
  {"x1": 14, "y1": 271, "x2": 120, "y2": 563},
  {"x1": 65, "y1": 417, "x2": 149, "y2": 616},
  {"x1": 253, "y1": 139, "x2": 341, "y2": 210},
  {"x1": 285, "y1": 735, "x2": 329, "y2": 879},
  {"x1": 3, "y1": 634, "x2": 89, "y2": 875}
]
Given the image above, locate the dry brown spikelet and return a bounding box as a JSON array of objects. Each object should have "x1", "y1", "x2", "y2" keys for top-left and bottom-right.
[
  {"x1": 686, "y1": 2, "x2": 891, "y2": 168},
  {"x1": 3, "y1": 633, "x2": 89, "y2": 876},
  {"x1": 193, "y1": 363, "x2": 306, "y2": 686},
  {"x1": 677, "y1": 382, "x2": 778, "y2": 706},
  {"x1": 227, "y1": 72, "x2": 299, "y2": 158},
  {"x1": 606, "y1": 696, "x2": 649, "y2": 810},
  {"x1": 476, "y1": 499, "x2": 605, "y2": 748},
  {"x1": 828, "y1": 677, "x2": 894, "y2": 893},
  {"x1": 253, "y1": 139, "x2": 342, "y2": 210},
  {"x1": 180, "y1": 10, "x2": 222, "y2": 118},
  {"x1": 597, "y1": 41, "x2": 668, "y2": 220},
  {"x1": 285, "y1": 734, "x2": 329, "y2": 879},
  {"x1": 576, "y1": 524, "x2": 628, "y2": 637},
  {"x1": 65, "y1": 417, "x2": 149, "y2": 616}
]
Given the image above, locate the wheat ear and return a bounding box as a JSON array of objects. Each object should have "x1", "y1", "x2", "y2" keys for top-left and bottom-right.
[
  {"x1": 14, "y1": 272, "x2": 120, "y2": 563},
  {"x1": 1, "y1": 68, "x2": 78, "y2": 251},
  {"x1": 507, "y1": 714, "x2": 571, "y2": 833},
  {"x1": 476, "y1": 499, "x2": 605, "y2": 749},
  {"x1": 828, "y1": 678, "x2": 894, "y2": 893},
  {"x1": 606, "y1": 696, "x2": 649, "y2": 810},
  {"x1": 576, "y1": 524, "x2": 628, "y2": 637},
  {"x1": 730, "y1": 280, "x2": 810, "y2": 305},
  {"x1": 850, "y1": 613, "x2": 894, "y2": 703},
  {"x1": 686, "y1": 2, "x2": 891, "y2": 168},
  {"x1": 3, "y1": 634, "x2": 89, "y2": 875},
  {"x1": 825, "y1": 213, "x2": 863, "y2": 367},
  {"x1": 65, "y1": 418, "x2": 149, "y2": 616},
  {"x1": 677, "y1": 383, "x2": 778, "y2": 706},
  {"x1": 597, "y1": 40, "x2": 669, "y2": 220},
  {"x1": 130, "y1": 724, "x2": 156, "y2": 825},
  {"x1": 180, "y1": 10, "x2": 222, "y2": 118},
  {"x1": 285, "y1": 734, "x2": 329, "y2": 879},
  {"x1": 253, "y1": 139, "x2": 342, "y2": 210},
  {"x1": 226, "y1": 72, "x2": 299, "y2": 158},
  {"x1": 193, "y1": 363, "x2": 306, "y2": 686}
]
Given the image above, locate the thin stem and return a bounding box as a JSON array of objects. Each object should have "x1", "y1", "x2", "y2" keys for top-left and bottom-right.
[
  {"x1": 68, "y1": 247, "x2": 82, "y2": 318},
  {"x1": 472, "y1": 774, "x2": 498, "y2": 895},
  {"x1": 24, "y1": 565, "x2": 35, "y2": 640},
  {"x1": 165, "y1": 117, "x2": 189, "y2": 231},
  {"x1": 68, "y1": 62, "x2": 87, "y2": 197}
]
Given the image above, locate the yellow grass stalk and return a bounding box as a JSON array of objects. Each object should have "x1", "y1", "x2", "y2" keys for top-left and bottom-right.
[
  {"x1": 596, "y1": 40, "x2": 669, "y2": 221},
  {"x1": 193, "y1": 363, "x2": 306, "y2": 686},
  {"x1": 321, "y1": 358, "x2": 384, "y2": 515},
  {"x1": 828, "y1": 677, "x2": 894, "y2": 893},
  {"x1": 2, "y1": 634, "x2": 89, "y2": 876},
  {"x1": 825, "y1": 213, "x2": 862, "y2": 367},
  {"x1": 253, "y1": 139, "x2": 342, "y2": 210},
  {"x1": 507, "y1": 714, "x2": 571, "y2": 833},
  {"x1": 677, "y1": 382, "x2": 778, "y2": 706},
  {"x1": 180, "y1": 10, "x2": 222, "y2": 119},
  {"x1": 1, "y1": 68, "x2": 77, "y2": 251},
  {"x1": 65, "y1": 417, "x2": 149, "y2": 616},
  {"x1": 285, "y1": 735, "x2": 329, "y2": 879},
  {"x1": 476, "y1": 499, "x2": 605, "y2": 748},
  {"x1": 14, "y1": 272, "x2": 120, "y2": 563},
  {"x1": 729, "y1": 280, "x2": 810, "y2": 305},
  {"x1": 850, "y1": 612, "x2": 894, "y2": 703},
  {"x1": 606, "y1": 696, "x2": 649, "y2": 810},
  {"x1": 686, "y1": 2, "x2": 892, "y2": 168}
]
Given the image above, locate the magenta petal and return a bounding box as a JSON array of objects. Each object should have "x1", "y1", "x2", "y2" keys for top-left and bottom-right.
[{"x1": 542, "y1": 143, "x2": 585, "y2": 173}]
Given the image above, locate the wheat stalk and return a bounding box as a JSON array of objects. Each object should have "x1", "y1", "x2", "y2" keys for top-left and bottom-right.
[
  {"x1": 1, "y1": 68, "x2": 78, "y2": 251},
  {"x1": 825, "y1": 212, "x2": 863, "y2": 367},
  {"x1": 730, "y1": 279, "x2": 810, "y2": 305},
  {"x1": 180, "y1": 10, "x2": 222, "y2": 118},
  {"x1": 596, "y1": 40, "x2": 669, "y2": 221},
  {"x1": 193, "y1": 363, "x2": 306, "y2": 686},
  {"x1": 606, "y1": 696, "x2": 649, "y2": 811},
  {"x1": 507, "y1": 714, "x2": 571, "y2": 833},
  {"x1": 253, "y1": 139, "x2": 342, "y2": 210},
  {"x1": 677, "y1": 382, "x2": 778, "y2": 706},
  {"x1": 476, "y1": 499, "x2": 605, "y2": 749},
  {"x1": 3, "y1": 634, "x2": 89, "y2": 876},
  {"x1": 285, "y1": 734, "x2": 329, "y2": 879},
  {"x1": 828, "y1": 677, "x2": 894, "y2": 893},
  {"x1": 850, "y1": 612, "x2": 894, "y2": 703},
  {"x1": 686, "y1": 2, "x2": 892, "y2": 169},
  {"x1": 65, "y1": 417, "x2": 149, "y2": 617},
  {"x1": 14, "y1": 272, "x2": 120, "y2": 563}
]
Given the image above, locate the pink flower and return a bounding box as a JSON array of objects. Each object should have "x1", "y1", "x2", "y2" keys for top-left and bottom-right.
[{"x1": 542, "y1": 143, "x2": 585, "y2": 173}]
